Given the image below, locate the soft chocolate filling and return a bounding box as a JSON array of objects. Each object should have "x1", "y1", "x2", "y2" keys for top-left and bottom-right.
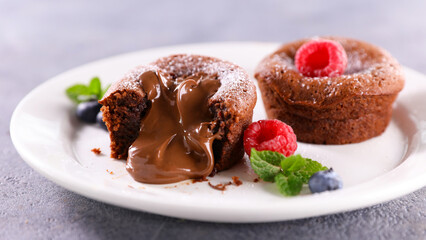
[{"x1": 126, "y1": 71, "x2": 221, "y2": 184}]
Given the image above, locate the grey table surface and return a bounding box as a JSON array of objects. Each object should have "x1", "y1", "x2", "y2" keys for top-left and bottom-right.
[{"x1": 1, "y1": 0, "x2": 425, "y2": 239}]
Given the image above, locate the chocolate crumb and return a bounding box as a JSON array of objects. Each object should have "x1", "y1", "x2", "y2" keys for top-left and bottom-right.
[
  {"x1": 253, "y1": 178, "x2": 259, "y2": 183},
  {"x1": 91, "y1": 148, "x2": 101, "y2": 155},
  {"x1": 232, "y1": 176, "x2": 242, "y2": 186},
  {"x1": 208, "y1": 181, "x2": 232, "y2": 191},
  {"x1": 192, "y1": 176, "x2": 208, "y2": 183}
]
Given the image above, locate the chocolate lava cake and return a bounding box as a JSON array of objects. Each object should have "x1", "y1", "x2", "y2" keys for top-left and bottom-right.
[
  {"x1": 100, "y1": 54, "x2": 256, "y2": 181},
  {"x1": 255, "y1": 37, "x2": 405, "y2": 144}
]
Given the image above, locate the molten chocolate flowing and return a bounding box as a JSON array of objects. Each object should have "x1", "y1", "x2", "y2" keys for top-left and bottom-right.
[{"x1": 126, "y1": 71, "x2": 221, "y2": 184}]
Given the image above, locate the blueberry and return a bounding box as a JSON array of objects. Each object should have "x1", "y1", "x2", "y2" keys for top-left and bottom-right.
[
  {"x1": 308, "y1": 168, "x2": 343, "y2": 193},
  {"x1": 76, "y1": 100, "x2": 101, "y2": 123},
  {"x1": 96, "y1": 111, "x2": 108, "y2": 130}
]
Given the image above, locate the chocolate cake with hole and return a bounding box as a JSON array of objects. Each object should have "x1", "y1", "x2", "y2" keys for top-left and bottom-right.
[
  {"x1": 255, "y1": 37, "x2": 404, "y2": 144},
  {"x1": 100, "y1": 54, "x2": 256, "y2": 183}
]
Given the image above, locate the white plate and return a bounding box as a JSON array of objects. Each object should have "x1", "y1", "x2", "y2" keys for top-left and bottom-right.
[{"x1": 10, "y1": 42, "x2": 426, "y2": 223}]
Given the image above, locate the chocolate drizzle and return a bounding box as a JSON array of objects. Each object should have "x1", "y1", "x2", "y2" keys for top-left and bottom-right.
[{"x1": 126, "y1": 71, "x2": 221, "y2": 184}]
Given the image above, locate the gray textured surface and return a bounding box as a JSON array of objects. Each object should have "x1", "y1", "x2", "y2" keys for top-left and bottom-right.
[{"x1": 1, "y1": 0, "x2": 425, "y2": 239}]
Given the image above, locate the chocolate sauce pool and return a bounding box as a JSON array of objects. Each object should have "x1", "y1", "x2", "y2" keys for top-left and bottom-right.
[{"x1": 126, "y1": 71, "x2": 221, "y2": 184}]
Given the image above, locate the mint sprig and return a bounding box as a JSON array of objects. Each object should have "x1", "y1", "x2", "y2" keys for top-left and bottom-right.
[
  {"x1": 250, "y1": 149, "x2": 284, "y2": 182},
  {"x1": 66, "y1": 77, "x2": 110, "y2": 104},
  {"x1": 275, "y1": 172, "x2": 303, "y2": 196},
  {"x1": 250, "y1": 149, "x2": 328, "y2": 196}
]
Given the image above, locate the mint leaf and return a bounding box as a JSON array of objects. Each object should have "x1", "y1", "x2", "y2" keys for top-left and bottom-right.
[
  {"x1": 65, "y1": 84, "x2": 96, "y2": 104},
  {"x1": 66, "y1": 77, "x2": 109, "y2": 104},
  {"x1": 251, "y1": 149, "x2": 284, "y2": 166},
  {"x1": 281, "y1": 154, "x2": 307, "y2": 173},
  {"x1": 250, "y1": 149, "x2": 283, "y2": 182},
  {"x1": 275, "y1": 172, "x2": 303, "y2": 196},
  {"x1": 297, "y1": 158, "x2": 328, "y2": 182},
  {"x1": 281, "y1": 154, "x2": 328, "y2": 183},
  {"x1": 249, "y1": 149, "x2": 330, "y2": 197},
  {"x1": 88, "y1": 77, "x2": 101, "y2": 98}
]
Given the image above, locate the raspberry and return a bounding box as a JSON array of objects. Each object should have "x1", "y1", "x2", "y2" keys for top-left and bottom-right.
[
  {"x1": 295, "y1": 39, "x2": 347, "y2": 77},
  {"x1": 244, "y1": 119, "x2": 297, "y2": 157}
]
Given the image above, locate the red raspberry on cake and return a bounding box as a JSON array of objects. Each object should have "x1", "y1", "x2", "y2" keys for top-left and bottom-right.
[
  {"x1": 244, "y1": 119, "x2": 297, "y2": 156},
  {"x1": 295, "y1": 39, "x2": 347, "y2": 77}
]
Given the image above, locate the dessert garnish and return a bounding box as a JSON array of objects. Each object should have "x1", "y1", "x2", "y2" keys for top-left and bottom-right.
[
  {"x1": 308, "y1": 168, "x2": 343, "y2": 193},
  {"x1": 243, "y1": 119, "x2": 297, "y2": 157},
  {"x1": 66, "y1": 77, "x2": 110, "y2": 104},
  {"x1": 250, "y1": 149, "x2": 332, "y2": 196},
  {"x1": 295, "y1": 39, "x2": 347, "y2": 77},
  {"x1": 65, "y1": 77, "x2": 109, "y2": 129},
  {"x1": 96, "y1": 111, "x2": 107, "y2": 130},
  {"x1": 245, "y1": 119, "x2": 341, "y2": 196},
  {"x1": 76, "y1": 101, "x2": 101, "y2": 123}
]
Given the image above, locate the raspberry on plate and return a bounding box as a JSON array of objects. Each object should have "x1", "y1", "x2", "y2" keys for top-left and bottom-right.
[
  {"x1": 244, "y1": 119, "x2": 297, "y2": 156},
  {"x1": 295, "y1": 39, "x2": 347, "y2": 77}
]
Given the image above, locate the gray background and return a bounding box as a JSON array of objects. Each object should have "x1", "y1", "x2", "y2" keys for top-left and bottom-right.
[{"x1": 1, "y1": 0, "x2": 425, "y2": 239}]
